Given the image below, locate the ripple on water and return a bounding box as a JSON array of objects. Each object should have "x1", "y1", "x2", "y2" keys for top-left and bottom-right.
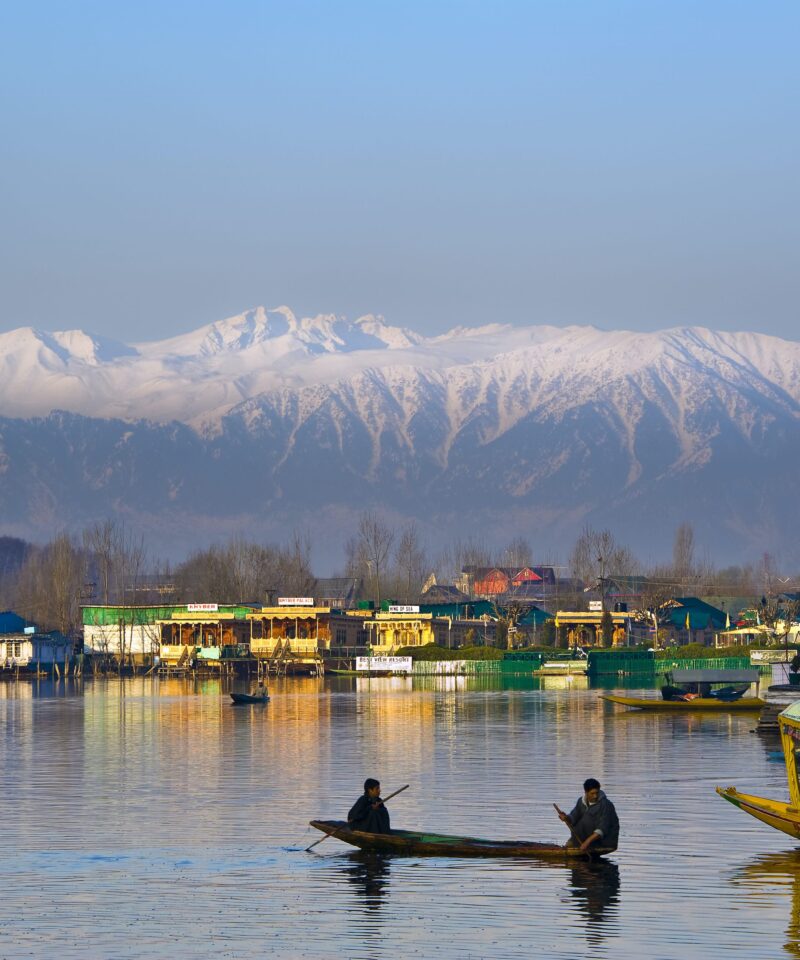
[{"x1": 0, "y1": 676, "x2": 797, "y2": 958}]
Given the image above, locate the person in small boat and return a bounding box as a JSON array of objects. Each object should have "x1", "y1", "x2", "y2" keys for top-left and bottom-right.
[
  {"x1": 348, "y1": 778, "x2": 391, "y2": 834},
  {"x1": 253, "y1": 681, "x2": 268, "y2": 698},
  {"x1": 559, "y1": 778, "x2": 619, "y2": 852}
]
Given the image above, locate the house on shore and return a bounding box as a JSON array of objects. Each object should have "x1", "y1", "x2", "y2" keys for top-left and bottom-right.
[{"x1": 0, "y1": 611, "x2": 72, "y2": 673}]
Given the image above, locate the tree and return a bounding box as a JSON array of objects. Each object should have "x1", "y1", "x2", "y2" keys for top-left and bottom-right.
[
  {"x1": 600, "y1": 610, "x2": 614, "y2": 647},
  {"x1": 569, "y1": 526, "x2": 637, "y2": 601},
  {"x1": 672, "y1": 523, "x2": 695, "y2": 582},
  {"x1": 83, "y1": 519, "x2": 117, "y2": 605},
  {"x1": 394, "y1": 522, "x2": 427, "y2": 603},
  {"x1": 16, "y1": 533, "x2": 86, "y2": 639},
  {"x1": 501, "y1": 537, "x2": 532, "y2": 569},
  {"x1": 357, "y1": 512, "x2": 395, "y2": 604}
]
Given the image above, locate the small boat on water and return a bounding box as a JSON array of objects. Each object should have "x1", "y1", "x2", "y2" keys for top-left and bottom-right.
[
  {"x1": 601, "y1": 694, "x2": 764, "y2": 711},
  {"x1": 602, "y1": 668, "x2": 763, "y2": 711},
  {"x1": 230, "y1": 692, "x2": 270, "y2": 704},
  {"x1": 308, "y1": 820, "x2": 614, "y2": 858},
  {"x1": 717, "y1": 699, "x2": 800, "y2": 840}
]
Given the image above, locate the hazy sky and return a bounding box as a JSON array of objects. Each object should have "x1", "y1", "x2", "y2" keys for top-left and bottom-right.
[{"x1": 1, "y1": 1, "x2": 798, "y2": 341}]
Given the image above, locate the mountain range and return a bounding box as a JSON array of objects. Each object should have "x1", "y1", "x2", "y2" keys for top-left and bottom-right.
[{"x1": 1, "y1": 305, "x2": 798, "y2": 569}]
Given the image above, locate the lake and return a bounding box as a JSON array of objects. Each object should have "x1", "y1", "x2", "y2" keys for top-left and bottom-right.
[{"x1": 1, "y1": 675, "x2": 798, "y2": 958}]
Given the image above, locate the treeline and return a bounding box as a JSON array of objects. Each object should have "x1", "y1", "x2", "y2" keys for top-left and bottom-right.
[{"x1": 0, "y1": 515, "x2": 795, "y2": 638}]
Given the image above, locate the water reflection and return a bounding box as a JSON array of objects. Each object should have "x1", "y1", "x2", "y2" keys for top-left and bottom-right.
[
  {"x1": 342, "y1": 852, "x2": 392, "y2": 913},
  {"x1": 734, "y1": 852, "x2": 800, "y2": 958},
  {"x1": 0, "y1": 676, "x2": 791, "y2": 958},
  {"x1": 567, "y1": 859, "x2": 621, "y2": 945}
]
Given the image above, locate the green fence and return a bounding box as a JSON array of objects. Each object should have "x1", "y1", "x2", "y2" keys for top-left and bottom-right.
[
  {"x1": 587, "y1": 650, "x2": 655, "y2": 677},
  {"x1": 412, "y1": 656, "x2": 544, "y2": 676},
  {"x1": 657, "y1": 656, "x2": 771, "y2": 676}
]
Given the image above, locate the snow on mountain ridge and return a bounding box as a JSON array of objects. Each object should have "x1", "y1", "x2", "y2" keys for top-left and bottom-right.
[{"x1": 1, "y1": 310, "x2": 800, "y2": 433}]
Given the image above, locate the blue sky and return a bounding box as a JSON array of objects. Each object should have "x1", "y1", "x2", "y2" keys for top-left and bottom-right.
[{"x1": 1, "y1": 1, "x2": 798, "y2": 340}]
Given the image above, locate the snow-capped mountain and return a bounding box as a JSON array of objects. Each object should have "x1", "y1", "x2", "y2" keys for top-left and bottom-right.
[{"x1": 0, "y1": 306, "x2": 798, "y2": 566}]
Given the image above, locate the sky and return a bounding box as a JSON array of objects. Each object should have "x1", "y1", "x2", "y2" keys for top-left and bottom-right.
[{"x1": 1, "y1": 0, "x2": 798, "y2": 342}]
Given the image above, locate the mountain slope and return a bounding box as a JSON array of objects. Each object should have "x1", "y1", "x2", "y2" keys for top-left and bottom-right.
[{"x1": 0, "y1": 309, "x2": 798, "y2": 565}]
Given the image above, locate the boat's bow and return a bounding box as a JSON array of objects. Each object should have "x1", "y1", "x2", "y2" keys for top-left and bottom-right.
[{"x1": 716, "y1": 786, "x2": 800, "y2": 840}]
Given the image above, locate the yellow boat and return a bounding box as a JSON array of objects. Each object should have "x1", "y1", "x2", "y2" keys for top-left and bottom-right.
[
  {"x1": 601, "y1": 693, "x2": 765, "y2": 711},
  {"x1": 717, "y1": 700, "x2": 800, "y2": 840}
]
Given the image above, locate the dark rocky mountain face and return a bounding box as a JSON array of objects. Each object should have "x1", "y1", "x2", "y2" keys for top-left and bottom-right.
[{"x1": 1, "y1": 365, "x2": 797, "y2": 568}]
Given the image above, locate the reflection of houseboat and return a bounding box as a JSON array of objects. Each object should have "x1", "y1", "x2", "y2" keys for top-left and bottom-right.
[{"x1": 718, "y1": 700, "x2": 800, "y2": 838}]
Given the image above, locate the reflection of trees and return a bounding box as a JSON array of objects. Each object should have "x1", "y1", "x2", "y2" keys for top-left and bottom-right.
[
  {"x1": 734, "y1": 852, "x2": 800, "y2": 958},
  {"x1": 568, "y1": 859, "x2": 621, "y2": 945},
  {"x1": 343, "y1": 852, "x2": 392, "y2": 914}
]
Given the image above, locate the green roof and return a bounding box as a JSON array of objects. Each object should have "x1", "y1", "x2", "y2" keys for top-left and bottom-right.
[
  {"x1": 82, "y1": 604, "x2": 256, "y2": 626},
  {"x1": 517, "y1": 606, "x2": 554, "y2": 627},
  {"x1": 666, "y1": 597, "x2": 726, "y2": 631}
]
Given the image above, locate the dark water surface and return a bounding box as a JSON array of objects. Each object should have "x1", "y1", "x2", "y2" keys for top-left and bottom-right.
[{"x1": 1, "y1": 675, "x2": 798, "y2": 959}]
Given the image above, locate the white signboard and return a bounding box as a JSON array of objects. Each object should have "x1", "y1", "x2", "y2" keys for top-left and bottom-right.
[
  {"x1": 588, "y1": 601, "x2": 603, "y2": 612},
  {"x1": 388, "y1": 605, "x2": 420, "y2": 614},
  {"x1": 355, "y1": 656, "x2": 413, "y2": 673},
  {"x1": 188, "y1": 603, "x2": 219, "y2": 612},
  {"x1": 278, "y1": 597, "x2": 314, "y2": 606}
]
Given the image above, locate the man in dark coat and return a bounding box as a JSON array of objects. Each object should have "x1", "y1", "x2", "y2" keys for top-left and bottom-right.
[
  {"x1": 348, "y1": 778, "x2": 391, "y2": 834},
  {"x1": 559, "y1": 778, "x2": 619, "y2": 852}
]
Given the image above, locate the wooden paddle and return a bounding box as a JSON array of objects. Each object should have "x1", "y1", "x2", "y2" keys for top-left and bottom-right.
[
  {"x1": 553, "y1": 803, "x2": 591, "y2": 855},
  {"x1": 305, "y1": 784, "x2": 410, "y2": 852}
]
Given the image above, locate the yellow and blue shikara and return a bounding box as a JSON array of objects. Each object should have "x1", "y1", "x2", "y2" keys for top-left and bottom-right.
[{"x1": 717, "y1": 700, "x2": 800, "y2": 840}]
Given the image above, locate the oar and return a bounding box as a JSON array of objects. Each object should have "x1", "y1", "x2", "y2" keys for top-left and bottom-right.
[
  {"x1": 306, "y1": 784, "x2": 410, "y2": 852},
  {"x1": 553, "y1": 803, "x2": 591, "y2": 855}
]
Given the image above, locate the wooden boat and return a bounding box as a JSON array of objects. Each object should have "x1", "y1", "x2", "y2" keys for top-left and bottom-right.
[
  {"x1": 716, "y1": 787, "x2": 800, "y2": 839},
  {"x1": 717, "y1": 699, "x2": 800, "y2": 840},
  {"x1": 230, "y1": 692, "x2": 270, "y2": 704},
  {"x1": 308, "y1": 820, "x2": 614, "y2": 858},
  {"x1": 601, "y1": 693, "x2": 764, "y2": 711}
]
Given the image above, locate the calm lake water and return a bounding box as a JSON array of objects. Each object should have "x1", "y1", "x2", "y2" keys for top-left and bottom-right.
[{"x1": 1, "y1": 675, "x2": 799, "y2": 959}]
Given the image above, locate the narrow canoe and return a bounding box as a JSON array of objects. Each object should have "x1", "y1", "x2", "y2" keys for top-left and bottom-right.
[
  {"x1": 716, "y1": 787, "x2": 800, "y2": 840},
  {"x1": 230, "y1": 692, "x2": 270, "y2": 704},
  {"x1": 308, "y1": 820, "x2": 614, "y2": 858},
  {"x1": 601, "y1": 694, "x2": 764, "y2": 711}
]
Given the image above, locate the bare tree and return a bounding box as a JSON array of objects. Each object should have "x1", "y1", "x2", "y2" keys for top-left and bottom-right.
[
  {"x1": 569, "y1": 526, "x2": 637, "y2": 590},
  {"x1": 500, "y1": 537, "x2": 533, "y2": 569},
  {"x1": 394, "y1": 522, "x2": 427, "y2": 603},
  {"x1": 358, "y1": 512, "x2": 395, "y2": 605},
  {"x1": 672, "y1": 522, "x2": 696, "y2": 592},
  {"x1": 16, "y1": 533, "x2": 86, "y2": 638},
  {"x1": 83, "y1": 519, "x2": 117, "y2": 605},
  {"x1": 278, "y1": 530, "x2": 316, "y2": 598}
]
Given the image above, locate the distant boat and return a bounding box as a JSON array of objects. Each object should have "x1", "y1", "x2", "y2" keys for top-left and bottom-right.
[
  {"x1": 308, "y1": 820, "x2": 615, "y2": 858},
  {"x1": 230, "y1": 692, "x2": 270, "y2": 704},
  {"x1": 602, "y1": 667, "x2": 763, "y2": 711},
  {"x1": 601, "y1": 694, "x2": 764, "y2": 711},
  {"x1": 717, "y1": 700, "x2": 800, "y2": 840}
]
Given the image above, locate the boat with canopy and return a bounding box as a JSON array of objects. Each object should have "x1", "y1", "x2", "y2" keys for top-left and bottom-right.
[
  {"x1": 602, "y1": 668, "x2": 764, "y2": 711},
  {"x1": 717, "y1": 699, "x2": 800, "y2": 839}
]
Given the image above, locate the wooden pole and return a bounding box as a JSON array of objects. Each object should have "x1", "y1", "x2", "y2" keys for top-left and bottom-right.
[{"x1": 553, "y1": 803, "x2": 591, "y2": 854}]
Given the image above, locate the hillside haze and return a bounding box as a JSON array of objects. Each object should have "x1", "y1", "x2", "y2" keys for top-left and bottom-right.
[{"x1": 1, "y1": 307, "x2": 798, "y2": 568}]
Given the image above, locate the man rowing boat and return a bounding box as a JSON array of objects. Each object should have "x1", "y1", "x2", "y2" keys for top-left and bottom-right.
[
  {"x1": 348, "y1": 778, "x2": 391, "y2": 833},
  {"x1": 558, "y1": 778, "x2": 619, "y2": 852}
]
